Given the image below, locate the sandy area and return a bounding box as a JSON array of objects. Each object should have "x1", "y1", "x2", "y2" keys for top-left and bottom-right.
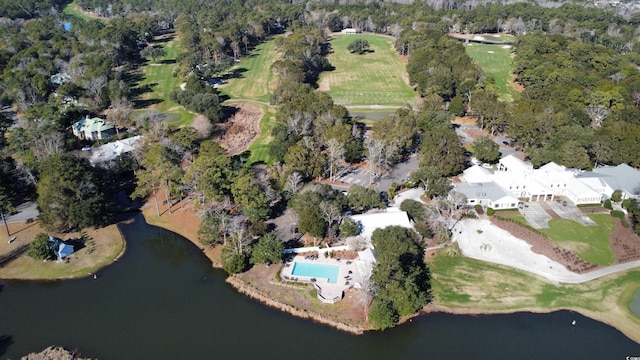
[
  {"x1": 453, "y1": 218, "x2": 640, "y2": 283},
  {"x1": 212, "y1": 103, "x2": 263, "y2": 155}
]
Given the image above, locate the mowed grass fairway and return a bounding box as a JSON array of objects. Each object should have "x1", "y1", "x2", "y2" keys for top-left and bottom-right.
[
  {"x1": 137, "y1": 37, "x2": 195, "y2": 126},
  {"x1": 63, "y1": 1, "x2": 106, "y2": 22},
  {"x1": 539, "y1": 215, "x2": 617, "y2": 266},
  {"x1": 320, "y1": 35, "x2": 417, "y2": 106},
  {"x1": 220, "y1": 40, "x2": 279, "y2": 103},
  {"x1": 428, "y1": 249, "x2": 640, "y2": 343},
  {"x1": 465, "y1": 43, "x2": 520, "y2": 102}
]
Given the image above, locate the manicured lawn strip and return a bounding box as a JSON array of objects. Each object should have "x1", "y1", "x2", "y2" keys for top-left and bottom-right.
[
  {"x1": 539, "y1": 215, "x2": 616, "y2": 266},
  {"x1": 321, "y1": 35, "x2": 417, "y2": 106},
  {"x1": 428, "y1": 249, "x2": 640, "y2": 343},
  {"x1": 464, "y1": 43, "x2": 519, "y2": 102},
  {"x1": 136, "y1": 38, "x2": 195, "y2": 127},
  {"x1": 245, "y1": 103, "x2": 276, "y2": 165},
  {"x1": 220, "y1": 40, "x2": 278, "y2": 103}
]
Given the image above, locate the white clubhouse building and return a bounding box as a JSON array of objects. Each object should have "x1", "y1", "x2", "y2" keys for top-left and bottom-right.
[{"x1": 453, "y1": 155, "x2": 640, "y2": 209}]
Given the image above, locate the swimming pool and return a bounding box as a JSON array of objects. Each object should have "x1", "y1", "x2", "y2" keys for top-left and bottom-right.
[{"x1": 291, "y1": 262, "x2": 340, "y2": 284}]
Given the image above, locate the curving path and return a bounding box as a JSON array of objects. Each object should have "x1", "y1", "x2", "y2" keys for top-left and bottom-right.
[{"x1": 453, "y1": 218, "x2": 640, "y2": 284}]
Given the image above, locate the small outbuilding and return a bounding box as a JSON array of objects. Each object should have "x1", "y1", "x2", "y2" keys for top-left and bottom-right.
[{"x1": 47, "y1": 236, "x2": 75, "y2": 261}]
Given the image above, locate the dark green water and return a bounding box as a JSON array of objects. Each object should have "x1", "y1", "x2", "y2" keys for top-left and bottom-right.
[{"x1": 1, "y1": 215, "x2": 639, "y2": 359}]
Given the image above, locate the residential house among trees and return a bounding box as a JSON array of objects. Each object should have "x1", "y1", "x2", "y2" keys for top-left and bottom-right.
[{"x1": 72, "y1": 116, "x2": 116, "y2": 141}]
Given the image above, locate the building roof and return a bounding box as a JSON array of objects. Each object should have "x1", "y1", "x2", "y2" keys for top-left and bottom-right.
[
  {"x1": 50, "y1": 72, "x2": 71, "y2": 86},
  {"x1": 89, "y1": 136, "x2": 142, "y2": 165},
  {"x1": 453, "y1": 182, "x2": 517, "y2": 202},
  {"x1": 349, "y1": 208, "x2": 412, "y2": 241},
  {"x1": 594, "y1": 164, "x2": 640, "y2": 196},
  {"x1": 73, "y1": 116, "x2": 115, "y2": 134},
  {"x1": 462, "y1": 165, "x2": 493, "y2": 183},
  {"x1": 499, "y1": 154, "x2": 533, "y2": 172},
  {"x1": 538, "y1": 161, "x2": 566, "y2": 172},
  {"x1": 565, "y1": 177, "x2": 602, "y2": 198}
]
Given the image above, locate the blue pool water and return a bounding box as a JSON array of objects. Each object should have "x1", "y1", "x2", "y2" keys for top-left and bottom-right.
[{"x1": 291, "y1": 262, "x2": 340, "y2": 283}]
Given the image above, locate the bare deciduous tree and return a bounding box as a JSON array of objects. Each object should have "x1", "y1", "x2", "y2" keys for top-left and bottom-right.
[
  {"x1": 326, "y1": 138, "x2": 344, "y2": 181},
  {"x1": 285, "y1": 172, "x2": 303, "y2": 196},
  {"x1": 585, "y1": 104, "x2": 610, "y2": 129},
  {"x1": 365, "y1": 138, "x2": 384, "y2": 185},
  {"x1": 319, "y1": 200, "x2": 342, "y2": 242}
]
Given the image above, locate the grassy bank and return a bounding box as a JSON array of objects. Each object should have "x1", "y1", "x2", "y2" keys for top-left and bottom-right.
[
  {"x1": 136, "y1": 37, "x2": 195, "y2": 127},
  {"x1": 243, "y1": 102, "x2": 276, "y2": 165},
  {"x1": 62, "y1": 1, "x2": 106, "y2": 22},
  {"x1": 321, "y1": 34, "x2": 416, "y2": 106},
  {"x1": 428, "y1": 248, "x2": 640, "y2": 343},
  {"x1": 464, "y1": 43, "x2": 520, "y2": 102},
  {"x1": 0, "y1": 221, "x2": 125, "y2": 280}
]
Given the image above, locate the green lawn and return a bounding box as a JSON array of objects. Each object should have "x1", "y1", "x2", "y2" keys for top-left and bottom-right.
[
  {"x1": 219, "y1": 40, "x2": 279, "y2": 103},
  {"x1": 237, "y1": 102, "x2": 276, "y2": 165},
  {"x1": 539, "y1": 215, "x2": 616, "y2": 266},
  {"x1": 320, "y1": 35, "x2": 417, "y2": 106},
  {"x1": 428, "y1": 249, "x2": 640, "y2": 342},
  {"x1": 464, "y1": 43, "x2": 520, "y2": 102},
  {"x1": 136, "y1": 37, "x2": 195, "y2": 126},
  {"x1": 62, "y1": 1, "x2": 105, "y2": 22}
]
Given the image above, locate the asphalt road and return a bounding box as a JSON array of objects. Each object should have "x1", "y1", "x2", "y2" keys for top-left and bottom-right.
[{"x1": 6, "y1": 202, "x2": 39, "y2": 223}]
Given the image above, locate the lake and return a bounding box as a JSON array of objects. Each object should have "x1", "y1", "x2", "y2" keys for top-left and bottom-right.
[{"x1": 1, "y1": 215, "x2": 639, "y2": 359}]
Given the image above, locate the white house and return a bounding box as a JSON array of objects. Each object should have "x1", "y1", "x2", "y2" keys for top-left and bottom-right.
[
  {"x1": 349, "y1": 208, "x2": 413, "y2": 241},
  {"x1": 89, "y1": 136, "x2": 142, "y2": 166},
  {"x1": 340, "y1": 28, "x2": 359, "y2": 34},
  {"x1": 452, "y1": 182, "x2": 520, "y2": 209}
]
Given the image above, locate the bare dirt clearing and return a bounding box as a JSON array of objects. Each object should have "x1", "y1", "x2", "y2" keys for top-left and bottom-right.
[{"x1": 213, "y1": 104, "x2": 263, "y2": 155}]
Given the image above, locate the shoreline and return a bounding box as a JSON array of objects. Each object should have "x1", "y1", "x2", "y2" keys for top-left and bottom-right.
[
  {"x1": 423, "y1": 303, "x2": 640, "y2": 345},
  {"x1": 140, "y1": 198, "x2": 640, "y2": 343},
  {"x1": 226, "y1": 275, "x2": 367, "y2": 335},
  {"x1": 0, "y1": 222, "x2": 127, "y2": 281}
]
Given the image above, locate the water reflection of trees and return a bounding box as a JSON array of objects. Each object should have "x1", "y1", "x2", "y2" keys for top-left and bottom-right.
[{"x1": 142, "y1": 231, "x2": 199, "y2": 268}]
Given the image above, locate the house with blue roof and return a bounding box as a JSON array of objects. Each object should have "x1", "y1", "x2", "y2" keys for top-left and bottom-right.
[{"x1": 72, "y1": 116, "x2": 116, "y2": 141}]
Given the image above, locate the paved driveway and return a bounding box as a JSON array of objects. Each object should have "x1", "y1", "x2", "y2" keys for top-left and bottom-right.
[
  {"x1": 335, "y1": 166, "x2": 372, "y2": 187},
  {"x1": 519, "y1": 202, "x2": 552, "y2": 229},
  {"x1": 6, "y1": 202, "x2": 39, "y2": 223},
  {"x1": 547, "y1": 200, "x2": 597, "y2": 226}
]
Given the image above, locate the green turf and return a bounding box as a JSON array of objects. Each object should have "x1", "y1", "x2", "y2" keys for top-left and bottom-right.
[
  {"x1": 464, "y1": 43, "x2": 520, "y2": 102},
  {"x1": 136, "y1": 37, "x2": 195, "y2": 126},
  {"x1": 538, "y1": 215, "x2": 616, "y2": 266},
  {"x1": 244, "y1": 103, "x2": 276, "y2": 165},
  {"x1": 320, "y1": 35, "x2": 417, "y2": 106},
  {"x1": 62, "y1": 1, "x2": 106, "y2": 22},
  {"x1": 219, "y1": 40, "x2": 278, "y2": 103},
  {"x1": 429, "y1": 248, "x2": 640, "y2": 319}
]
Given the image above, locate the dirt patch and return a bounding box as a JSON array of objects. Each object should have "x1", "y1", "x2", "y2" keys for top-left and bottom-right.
[
  {"x1": 318, "y1": 77, "x2": 331, "y2": 91},
  {"x1": 464, "y1": 127, "x2": 493, "y2": 140},
  {"x1": 489, "y1": 217, "x2": 599, "y2": 273},
  {"x1": 511, "y1": 74, "x2": 525, "y2": 92},
  {"x1": 453, "y1": 116, "x2": 477, "y2": 126},
  {"x1": 609, "y1": 219, "x2": 640, "y2": 264},
  {"x1": 212, "y1": 104, "x2": 263, "y2": 155}
]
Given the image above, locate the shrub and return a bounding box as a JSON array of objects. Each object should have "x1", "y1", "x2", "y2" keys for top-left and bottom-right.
[
  {"x1": 400, "y1": 199, "x2": 426, "y2": 222},
  {"x1": 28, "y1": 233, "x2": 53, "y2": 260},
  {"x1": 339, "y1": 217, "x2": 360, "y2": 237},
  {"x1": 604, "y1": 199, "x2": 613, "y2": 210},
  {"x1": 611, "y1": 190, "x2": 623, "y2": 202},
  {"x1": 222, "y1": 250, "x2": 248, "y2": 274},
  {"x1": 610, "y1": 210, "x2": 625, "y2": 219},
  {"x1": 414, "y1": 221, "x2": 433, "y2": 238},
  {"x1": 486, "y1": 208, "x2": 495, "y2": 216},
  {"x1": 474, "y1": 204, "x2": 483, "y2": 215}
]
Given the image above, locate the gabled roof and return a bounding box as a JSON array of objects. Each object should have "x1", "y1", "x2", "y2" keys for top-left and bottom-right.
[
  {"x1": 539, "y1": 161, "x2": 565, "y2": 172},
  {"x1": 462, "y1": 165, "x2": 492, "y2": 183},
  {"x1": 89, "y1": 136, "x2": 142, "y2": 165},
  {"x1": 594, "y1": 164, "x2": 640, "y2": 196},
  {"x1": 453, "y1": 182, "x2": 517, "y2": 202},
  {"x1": 73, "y1": 116, "x2": 115, "y2": 133},
  {"x1": 499, "y1": 154, "x2": 533, "y2": 172}
]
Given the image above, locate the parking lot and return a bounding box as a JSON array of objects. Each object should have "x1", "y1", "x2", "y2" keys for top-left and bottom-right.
[
  {"x1": 334, "y1": 165, "x2": 372, "y2": 187},
  {"x1": 519, "y1": 202, "x2": 552, "y2": 229}
]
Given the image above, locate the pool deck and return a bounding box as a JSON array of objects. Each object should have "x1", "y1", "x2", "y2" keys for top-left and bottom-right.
[{"x1": 280, "y1": 255, "x2": 359, "y2": 303}]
